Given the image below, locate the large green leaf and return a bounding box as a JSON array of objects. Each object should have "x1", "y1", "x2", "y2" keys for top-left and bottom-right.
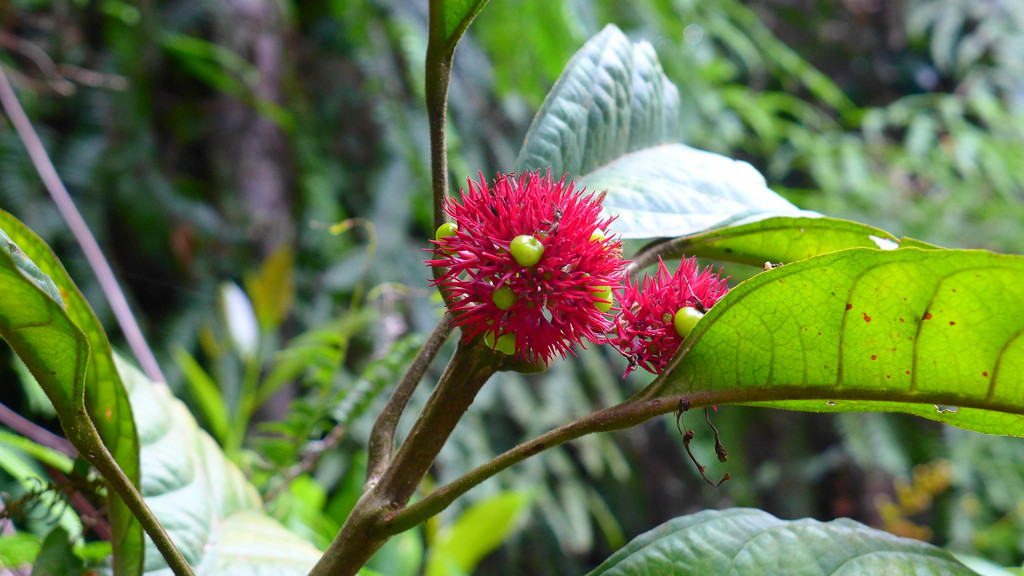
[
  {"x1": 648, "y1": 247, "x2": 1024, "y2": 436},
  {"x1": 587, "y1": 508, "x2": 975, "y2": 575},
  {"x1": 645, "y1": 216, "x2": 904, "y2": 268},
  {"x1": 116, "y1": 356, "x2": 323, "y2": 575},
  {"x1": 0, "y1": 213, "x2": 143, "y2": 576},
  {"x1": 514, "y1": 25, "x2": 811, "y2": 240}
]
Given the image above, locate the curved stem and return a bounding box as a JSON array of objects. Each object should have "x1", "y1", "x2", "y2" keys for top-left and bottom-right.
[
  {"x1": 379, "y1": 392, "x2": 679, "y2": 535},
  {"x1": 366, "y1": 313, "x2": 454, "y2": 486},
  {"x1": 70, "y1": 419, "x2": 194, "y2": 576},
  {"x1": 0, "y1": 66, "x2": 165, "y2": 384},
  {"x1": 628, "y1": 237, "x2": 681, "y2": 275}
]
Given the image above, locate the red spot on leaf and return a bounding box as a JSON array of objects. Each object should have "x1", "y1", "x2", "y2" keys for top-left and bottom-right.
[
  {"x1": 871, "y1": 355, "x2": 877, "y2": 360},
  {"x1": 952, "y1": 288, "x2": 957, "y2": 293},
  {"x1": 924, "y1": 312, "x2": 932, "y2": 320},
  {"x1": 886, "y1": 374, "x2": 891, "y2": 379},
  {"x1": 983, "y1": 371, "x2": 989, "y2": 377},
  {"x1": 949, "y1": 321, "x2": 956, "y2": 326},
  {"x1": 105, "y1": 408, "x2": 113, "y2": 421},
  {"x1": 846, "y1": 303, "x2": 853, "y2": 311},
  {"x1": 863, "y1": 313, "x2": 871, "y2": 322},
  {"x1": 899, "y1": 318, "x2": 905, "y2": 322},
  {"x1": 905, "y1": 370, "x2": 910, "y2": 375}
]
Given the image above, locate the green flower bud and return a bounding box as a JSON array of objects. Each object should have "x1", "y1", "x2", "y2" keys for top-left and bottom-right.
[
  {"x1": 590, "y1": 229, "x2": 606, "y2": 243},
  {"x1": 592, "y1": 285, "x2": 613, "y2": 313},
  {"x1": 484, "y1": 331, "x2": 516, "y2": 355},
  {"x1": 673, "y1": 306, "x2": 704, "y2": 338},
  {"x1": 510, "y1": 234, "x2": 544, "y2": 267},
  {"x1": 492, "y1": 285, "x2": 516, "y2": 310},
  {"x1": 435, "y1": 222, "x2": 458, "y2": 241}
]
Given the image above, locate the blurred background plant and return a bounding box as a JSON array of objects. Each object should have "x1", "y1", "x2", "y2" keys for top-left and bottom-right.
[{"x1": 3, "y1": 0, "x2": 1024, "y2": 574}]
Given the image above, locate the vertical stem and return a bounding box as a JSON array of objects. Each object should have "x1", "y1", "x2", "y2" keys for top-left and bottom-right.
[
  {"x1": 0, "y1": 66, "x2": 166, "y2": 384},
  {"x1": 426, "y1": 4, "x2": 453, "y2": 233}
]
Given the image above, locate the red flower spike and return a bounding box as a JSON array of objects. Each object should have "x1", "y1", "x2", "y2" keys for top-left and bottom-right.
[
  {"x1": 426, "y1": 170, "x2": 626, "y2": 364},
  {"x1": 611, "y1": 257, "x2": 729, "y2": 376}
]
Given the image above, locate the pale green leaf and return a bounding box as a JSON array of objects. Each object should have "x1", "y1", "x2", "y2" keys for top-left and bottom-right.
[
  {"x1": 116, "y1": 356, "x2": 322, "y2": 575},
  {"x1": 587, "y1": 508, "x2": 976, "y2": 575},
  {"x1": 514, "y1": 25, "x2": 809, "y2": 240},
  {"x1": 586, "y1": 144, "x2": 815, "y2": 239}
]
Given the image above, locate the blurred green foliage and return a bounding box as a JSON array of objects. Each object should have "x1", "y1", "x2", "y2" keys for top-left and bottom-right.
[{"x1": 3, "y1": 0, "x2": 1024, "y2": 574}]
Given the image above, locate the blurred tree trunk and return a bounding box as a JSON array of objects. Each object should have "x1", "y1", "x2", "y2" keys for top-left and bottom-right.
[
  {"x1": 214, "y1": 0, "x2": 294, "y2": 258},
  {"x1": 215, "y1": 0, "x2": 294, "y2": 424}
]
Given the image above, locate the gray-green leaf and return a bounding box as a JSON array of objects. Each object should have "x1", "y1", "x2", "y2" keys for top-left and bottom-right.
[
  {"x1": 117, "y1": 356, "x2": 322, "y2": 575},
  {"x1": 514, "y1": 25, "x2": 811, "y2": 240},
  {"x1": 588, "y1": 508, "x2": 976, "y2": 575}
]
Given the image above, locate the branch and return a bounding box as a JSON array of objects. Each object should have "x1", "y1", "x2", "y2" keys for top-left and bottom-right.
[
  {"x1": 366, "y1": 312, "x2": 454, "y2": 487},
  {"x1": 0, "y1": 66, "x2": 166, "y2": 384},
  {"x1": 0, "y1": 402, "x2": 76, "y2": 457},
  {"x1": 627, "y1": 237, "x2": 679, "y2": 275},
  {"x1": 378, "y1": 392, "x2": 680, "y2": 535},
  {"x1": 311, "y1": 337, "x2": 498, "y2": 576}
]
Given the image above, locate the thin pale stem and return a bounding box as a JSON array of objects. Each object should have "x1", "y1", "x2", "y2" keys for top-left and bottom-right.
[
  {"x1": 0, "y1": 67, "x2": 166, "y2": 384},
  {"x1": 0, "y1": 401, "x2": 76, "y2": 457},
  {"x1": 366, "y1": 313, "x2": 453, "y2": 486}
]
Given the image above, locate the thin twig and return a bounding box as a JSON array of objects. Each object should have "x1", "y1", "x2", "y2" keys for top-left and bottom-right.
[
  {"x1": 365, "y1": 312, "x2": 453, "y2": 487},
  {"x1": 0, "y1": 66, "x2": 165, "y2": 383},
  {"x1": 0, "y1": 32, "x2": 75, "y2": 96},
  {"x1": 0, "y1": 402, "x2": 76, "y2": 457},
  {"x1": 263, "y1": 422, "x2": 348, "y2": 503}
]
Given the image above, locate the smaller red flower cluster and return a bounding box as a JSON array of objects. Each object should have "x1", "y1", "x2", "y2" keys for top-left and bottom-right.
[
  {"x1": 427, "y1": 170, "x2": 625, "y2": 364},
  {"x1": 611, "y1": 257, "x2": 729, "y2": 376}
]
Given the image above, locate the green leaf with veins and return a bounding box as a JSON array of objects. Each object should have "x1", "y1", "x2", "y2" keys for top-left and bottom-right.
[
  {"x1": 514, "y1": 25, "x2": 813, "y2": 240},
  {"x1": 647, "y1": 247, "x2": 1024, "y2": 436},
  {"x1": 587, "y1": 508, "x2": 975, "y2": 575},
  {"x1": 0, "y1": 211, "x2": 143, "y2": 576},
  {"x1": 646, "y1": 216, "x2": 907, "y2": 268}
]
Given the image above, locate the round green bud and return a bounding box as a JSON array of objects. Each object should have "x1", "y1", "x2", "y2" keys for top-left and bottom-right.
[
  {"x1": 492, "y1": 285, "x2": 516, "y2": 310},
  {"x1": 673, "y1": 307, "x2": 704, "y2": 338},
  {"x1": 435, "y1": 222, "x2": 458, "y2": 253},
  {"x1": 592, "y1": 285, "x2": 613, "y2": 313},
  {"x1": 435, "y1": 222, "x2": 458, "y2": 242},
  {"x1": 590, "y1": 229, "x2": 606, "y2": 243},
  {"x1": 510, "y1": 234, "x2": 544, "y2": 267},
  {"x1": 484, "y1": 331, "x2": 516, "y2": 355}
]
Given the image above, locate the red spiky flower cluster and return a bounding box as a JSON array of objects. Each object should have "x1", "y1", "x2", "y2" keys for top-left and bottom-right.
[
  {"x1": 611, "y1": 257, "x2": 729, "y2": 376},
  {"x1": 427, "y1": 170, "x2": 625, "y2": 364}
]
